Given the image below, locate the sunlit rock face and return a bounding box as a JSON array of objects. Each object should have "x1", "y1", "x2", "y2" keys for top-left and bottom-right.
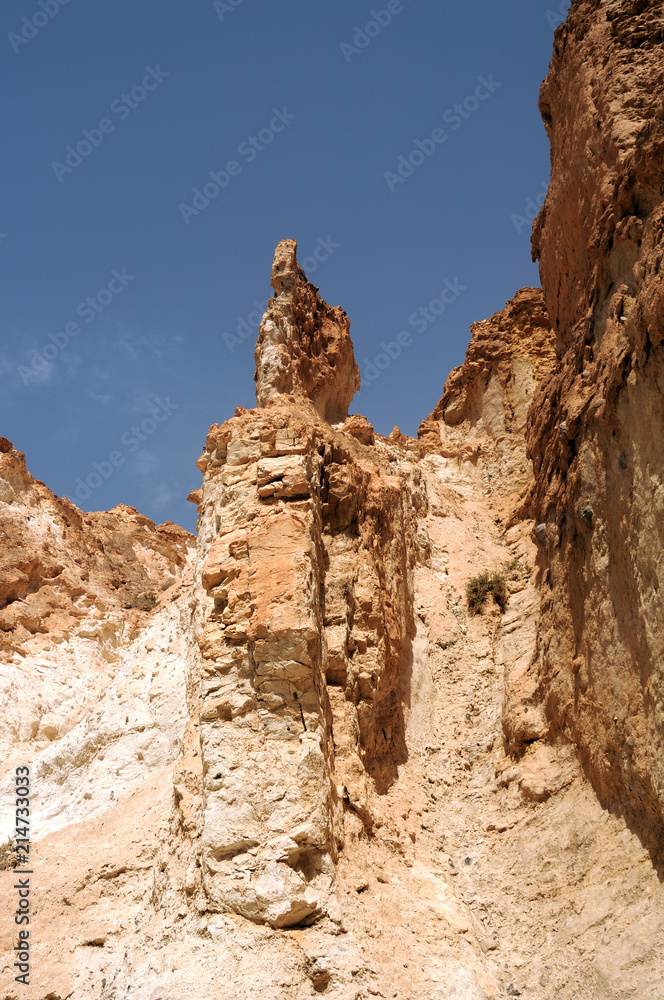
[
  {"x1": 254, "y1": 238, "x2": 360, "y2": 423},
  {"x1": 192, "y1": 391, "x2": 426, "y2": 927},
  {"x1": 4, "y1": 8, "x2": 664, "y2": 990},
  {"x1": 528, "y1": 0, "x2": 664, "y2": 864}
]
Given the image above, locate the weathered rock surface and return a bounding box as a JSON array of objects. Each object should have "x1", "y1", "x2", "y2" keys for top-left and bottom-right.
[
  {"x1": 191, "y1": 389, "x2": 426, "y2": 927},
  {"x1": 255, "y1": 239, "x2": 360, "y2": 423},
  {"x1": 419, "y1": 287, "x2": 557, "y2": 520},
  {"x1": 3, "y1": 5, "x2": 664, "y2": 994},
  {"x1": 3, "y1": 225, "x2": 664, "y2": 998},
  {"x1": 528, "y1": 0, "x2": 664, "y2": 864},
  {"x1": 0, "y1": 438, "x2": 194, "y2": 750}
]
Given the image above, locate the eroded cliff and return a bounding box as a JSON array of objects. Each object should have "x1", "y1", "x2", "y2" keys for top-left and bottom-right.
[
  {"x1": 528, "y1": 0, "x2": 664, "y2": 865},
  {"x1": 190, "y1": 243, "x2": 427, "y2": 927},
  {"x1": 1, "y1": 2, "x2": 664, "y2": 996}
]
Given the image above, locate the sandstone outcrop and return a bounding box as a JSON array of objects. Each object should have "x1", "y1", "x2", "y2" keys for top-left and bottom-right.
[
  {"x1": 419, "y1": 287, "x2": 557, "y2": 519},
  {"x1": 528, "y1": 0, "x2": 664, "y2": 864},
  {"x1": 191, "y1": 250, "x2": 428, "y2": 925},
  {"x1": 2, "y1": 239, "x2": 664, "y2": 997},
  {"x1": 255, "y1": 239, "x2": 360, "y2": 423},
  {"x1": 2, "y1": 4, "x2": 664, "y2": 995},
  {"x1": 0, "y1": 437, "x2": 194, "y2": 748}
]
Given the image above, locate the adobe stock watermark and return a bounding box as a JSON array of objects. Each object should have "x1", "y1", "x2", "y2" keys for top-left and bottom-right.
[
  {"x1": 70, "y1": 396, "x2": 180, "y2": 503},
  {"x1": 18, "y1": 268, "x2": 135, "y2": 386},
  {"x1": 212, "y1": 0, "x2": 246, "y2": 21},
  {"x1": 383, "y1": 75, "x2": 502, "y2": 192},
  {"x1": 224, "y1": 236, "x2": 340, "y2": 353},
  {"x1": 511, "y1": 180, "x2": 547, "y2": 235},
  {"x1": 362, "y1": 277, "x2": 467, "y2": 383},
  {"x1": 178, "y1": 107, "x2": 296, "y2": 225},
  {"x1": 8, "y1": 0, "x2": 73, "y2": 54},
  {"x1": 545, "y1": 1, "x2": 571, "y2": 30},
  {"x1": 51, "y1": 65, "x2": 169, "y2": 182},
  {"x1": 340, "y1": 1, "x2": 412, "y2": 63},
  {"x1": 511, "y1": 138, "x2": 602, "y2": 236}
]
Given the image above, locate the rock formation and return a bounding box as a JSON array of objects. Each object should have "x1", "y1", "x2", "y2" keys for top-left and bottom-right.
[
  {"x1": 419, "y1": 287, "x2": 557, "y2": 518},
  {"x1": 255, "y1": 239, "x2": 360, "y2": 423},
  {"x1": 528, "y1": 0, "x2": 664, "y2": 865},
  {"x1": 193, "y1": 243, "x2": 427, "y2": 926},
  {"x1": 0, "y1": 437, "x2": 194, "y2": 748},
  {"x1": 2, "y1": 4, "x2": 664, "y2": 997}
]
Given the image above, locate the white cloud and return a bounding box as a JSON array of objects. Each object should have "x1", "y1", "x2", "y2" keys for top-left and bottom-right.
[
  {"x1": 150, "y1": 483, "x2": 173, "y2": 509},
  {"x1": 131, "y1": 448, "x2": 161, "y2": 477},
  {"x1": 86, "y1": 389, "x2": 113, "y2": 405},
  {"x1": 112, "y1": 324, "x2": 185, "y2": 361}
]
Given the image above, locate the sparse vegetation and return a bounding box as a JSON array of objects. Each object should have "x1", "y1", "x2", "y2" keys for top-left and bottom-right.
[
  {"x1": 133, "y1": 592, "x2": 157, "y2": 612},
  {"x1": 466, "y1": 570, "x2": 508, "y2": 614},
  {"x1": 0, "y1": 838, "x2": 17, "y2": 871},
  {"x1": 504, "y1": 556, "x2": 520, "y2": 572}
]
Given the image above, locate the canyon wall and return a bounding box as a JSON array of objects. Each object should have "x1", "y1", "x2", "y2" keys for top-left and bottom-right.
[
  {"x1": 2, "y1": 3, "x2": 664, "y2": 996},
  {"x1": 528, "y1": 0, "x2": 664, "y2": 863},
  {"x1": 2, "y1": 232, "x2": 663, "y2": 999},
  {"x1": 419, "y1": 286, "x2": 557, "y2": 521}
]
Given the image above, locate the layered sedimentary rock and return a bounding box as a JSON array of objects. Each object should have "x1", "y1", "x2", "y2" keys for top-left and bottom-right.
[
  {"x1": 419, "y1": 290, "x2": 558, "y2": 754},
  {"x1": 191, "y1": 242, "x2": 427, "y2": 927},
  {"x1": 255, "y1": 238, "x2": 360, "y2": 422},
  {"x1": 527, "y1": 0, "x2": 664, "y2": 861},
  {"x1": 0, "y1": 436, "x2": 194, "y2": 747},
  {"x1": 3, "y1": 5, "x2": 664, "y2": 990},
  {"x1": 2, "y1": 228, "x2": 664, "y2": 997},
  {"x1": 419, "y1": 287, "x2": 557, "y2": 517}
]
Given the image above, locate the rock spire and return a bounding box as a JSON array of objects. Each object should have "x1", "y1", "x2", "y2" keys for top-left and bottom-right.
[{"x1": 254, "y1": 239, "x2": 360, "y2": 422}]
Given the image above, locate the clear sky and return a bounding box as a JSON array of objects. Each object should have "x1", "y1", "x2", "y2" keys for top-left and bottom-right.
[{"x1": 0, "y1": 0, "x2": 567, "y2": 531}]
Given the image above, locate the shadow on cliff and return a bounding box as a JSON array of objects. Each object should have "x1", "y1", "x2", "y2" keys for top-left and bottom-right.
[
  {"x1": 576, "y1": 746, "x2": 664, "y2": 883},
  {"x1": 361, "y1": 633, "x2": 413, "y2": 796},
  {"x1": 534, "y1": 538, "x2": 664, "y2": 883}
]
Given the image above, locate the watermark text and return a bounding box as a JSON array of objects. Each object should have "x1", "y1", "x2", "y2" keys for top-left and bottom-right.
[
  {"x1": 52, "y1": 66, "x2": 169, "y2": 182},
  {"x1": 8, "y1": 0, "x2": 73, "y2": 54},
  {"x1": 363, "y1": 277, "x2": 466, "y2": 382},
  {"x1": 384, "y1": 76, "x2": 501, "y2": 192},
  {"x1": 179, "y1": 107, "x2": 296, "y2": 224},
  {"x1": 13, "y1": 766, "x2": 32, "y2": 986},
  {"x1": 18, "y1": 268, "x2": 135, "y2": 385},
  {"x1": 70, "y1": 396, "x2": 180, "y2": 502},
  {"x1": 340, "y1": 2, "x2": 409, "y2": 62}
]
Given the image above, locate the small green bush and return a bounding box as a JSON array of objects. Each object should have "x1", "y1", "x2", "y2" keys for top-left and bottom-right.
[
  {"x1": 466, "y1": 570, "x2": 508, "y2": 615},
  {"x1": 133, "y1": 592, "x2": 157, "y2": 612}
]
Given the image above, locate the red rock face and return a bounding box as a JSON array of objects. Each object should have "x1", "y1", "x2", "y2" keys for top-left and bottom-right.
[
  {"x1": 528, "y1": 0, "x2": 664, "y2": 862},
  {"x1": 254, "y1": 239, "x2": 361, "y2": 423}
]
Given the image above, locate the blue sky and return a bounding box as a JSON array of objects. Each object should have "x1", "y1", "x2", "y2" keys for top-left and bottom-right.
[{"x1": 0, "y1": 0, "x2": 567, "y2": 531}]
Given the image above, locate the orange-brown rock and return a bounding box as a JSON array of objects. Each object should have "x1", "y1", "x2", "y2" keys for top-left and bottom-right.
[
  {"x1": 0, "y1": 439, "x2": 192, "y2": 653},
  {"x1": 190, "y1": 392, "x2": 427, "y2": 927},
  {"x1": 527, "y1": 0, "x2": 664, "y2": 863},
  {"x1": 5, "y1": 6, "x2": 664, "y2": 986},
  {"x1": 254, "y1": 239, "x2": 360, "y2": 422},
  {"x1": 3, "y1": 224, "x2": 664, "y2": 996},
  {"x1": 419, "y1": 287, "x2": 556, "y2": 519},
  {"x1": 0, "y1": 439, "x2": 195, "y2": 750}
]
